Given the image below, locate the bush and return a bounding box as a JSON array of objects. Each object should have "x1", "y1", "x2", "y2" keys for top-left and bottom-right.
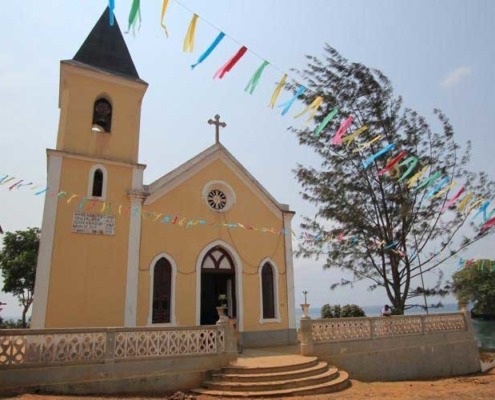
[{"x1": 321, "y1": 304, "x2": 366, "y2": 318}]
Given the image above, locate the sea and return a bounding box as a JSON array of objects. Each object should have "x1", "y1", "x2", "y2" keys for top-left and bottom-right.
[{"x1": 295, "y1": 303, "x2": 495, "y2": 349}]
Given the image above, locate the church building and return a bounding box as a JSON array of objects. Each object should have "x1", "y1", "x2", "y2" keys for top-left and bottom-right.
[{"x1": 31, "y1": 8, "x2": 297, "y2": 347}]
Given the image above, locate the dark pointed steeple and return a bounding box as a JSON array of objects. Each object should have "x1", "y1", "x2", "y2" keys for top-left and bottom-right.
[{"x1": 73, "y1": 7, "x2": 140, "y2": 79}]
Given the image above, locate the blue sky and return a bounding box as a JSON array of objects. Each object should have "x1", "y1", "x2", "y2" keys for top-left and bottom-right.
[{"x1": 1, "y1": 0, "x2": 494, "y2": 318}]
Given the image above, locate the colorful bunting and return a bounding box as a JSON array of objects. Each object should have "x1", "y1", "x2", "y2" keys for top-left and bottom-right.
[
  {"x1": 353, "y1": 134, "x2": 383, "y2": 153},
  {"x1": 127, "y1": 0, "x2": 141, "y2": 33},
  {"x1": 183, "y1": 14, "x2": 199, "y2": 52},
  {"x1": 457, "y1": 192, "x2": 474, "y2": 212},
  {"x1": 214, "y1": 46, "x2": 248, "y2": 79},
  {"x1": 481, "y1": 216, "x2": 495, "y2": 232},
  {"x1": 245, "y1": 60, "x2": 270, "y2": 94},
  {"x1": 161, "y1": 0, "x2": 170, "y2": 37},
  {"x1": 398, "y1": 157, "x2": 419, "y2": 182},
  {"x1": 362, "y1": 144, "x2": 395, "y2": 169},
  {"x1": 109, "y1": 0, "x2": 115, "y2": 26},
  {"x1": 269, "y1": 74, "x2": 287, "y2": 109},
  {"x1": 414, "y1": 171, "x2": 441, "y2": 192},
  {"x1": 331, "y1": 116, "x2": 354, "y2": 145},
  {"x1": 442, "y1": 187, "x2": 465, "y2": 211},
  {"x1": 407, "y1": 166, "x2": 429, "y2": 188},
  {"x1": 378, "y1": 150, "x2": 407, "y2": 176},
  {"x1": 278, "y1": 85, "x2": 306, "y2": 116},
  {"x1": 191, "y1": 32, "x2": 225, "y2": 69},
  {"x1": 342, "y1": 125, "x2": 368, "y2": 149},
  {"x1": 293, "y1": 96, "x2": 323, "y2": 124},
  {"x1": 425, "y1": 176, "x2": 450, "y2": 199},
  {"x1": 314, "y1": 108, "x2": 338, "y2": 137}
]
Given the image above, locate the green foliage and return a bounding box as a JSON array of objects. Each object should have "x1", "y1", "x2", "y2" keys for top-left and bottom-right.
[
  {"x1": 452, "y1": 259, "x2": 495, "y2": 315},
  {"x1": 291, "y1": 45, "x2": 495, "y2": 314},
  {"x1": 321, "y1": 303, "x2": 366, "y2": 318},
  {"x1": 0, "y1": 318, "x2": 26, "y2": 329},
  {"x1": 0, "y1": 227, "x2": 40, "y2": 328},
  {"x1": 218, "y1": 293, "x2": 227, "y2": 307}
]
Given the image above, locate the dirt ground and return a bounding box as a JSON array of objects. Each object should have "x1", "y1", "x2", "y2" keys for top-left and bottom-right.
[{"x1": 5, "y1": 355, "x2": 495, "y2": 400}]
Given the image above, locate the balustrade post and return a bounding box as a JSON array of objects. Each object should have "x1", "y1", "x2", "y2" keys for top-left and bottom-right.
[
  {"x1": 370, "y1": 318, "x2": 375, "y2": 338},
  {"x1": 105, "y1": 329, "x2": 116, "y2": 363},
  {"x1": 421, "y1": 315, "x2": 426, "y2": 335},
  {"x1": 299, "y1": 317, "x2": 314, "y2": 356}
]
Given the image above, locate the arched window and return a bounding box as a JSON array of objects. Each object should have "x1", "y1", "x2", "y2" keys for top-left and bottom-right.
[
  {"x1": 87, "y1": 165, "x2": 107, "y2": 200},
  {"x1": 92, "y1": 169, "x2": 103, "y2": 197},
  {"x1": 92, "y1": 98, "x2": 112, "y2": 133},
  {"x1": 261, "y1": 263, "x2": 275, "y2": 319},
  {"x1": 152, "y1": 257, "x2": 172, "y2": 324}
]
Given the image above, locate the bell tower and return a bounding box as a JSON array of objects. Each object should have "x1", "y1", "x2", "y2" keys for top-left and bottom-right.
[
  {"x1": 32, "y1": 8, "x2": 148, "y2": 329},
  {"x1": 57, "y1": 7, "x2": 148, "y2": 163}
]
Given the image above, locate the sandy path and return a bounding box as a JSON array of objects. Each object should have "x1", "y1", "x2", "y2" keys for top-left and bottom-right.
[{"x1": 4, "y1": 368, "x2": 494, "y2": 400}]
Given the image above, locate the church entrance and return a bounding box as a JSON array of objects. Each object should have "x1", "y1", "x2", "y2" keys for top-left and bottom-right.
[{"x1": 200, "y1": 246, "x2": 237, "y2": 325}]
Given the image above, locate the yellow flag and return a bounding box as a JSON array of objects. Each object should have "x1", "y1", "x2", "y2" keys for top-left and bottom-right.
[
  {"x1": 269, "y1": 74, "x2": 287, "y2": 109},
  {"x1": 183, "y1": 14, "x2": 199, "y2": 53},
  {"x1": 342, "y1": 125, "x2": 368, "y2": 149},
  {"x1": 457, "y1": 193, "x2": 474, "y2": 212},
  {"x1": 161, "y1": 0, "x2": 170, "y2": 37},
  {"x1": 407, "y1": 166, "x2": 429, "y2": 188},
  {"x1": 293, "y1": 96, "x2": 323, "y2": 124}
]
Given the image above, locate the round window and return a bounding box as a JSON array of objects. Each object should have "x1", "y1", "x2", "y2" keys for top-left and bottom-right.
[
  {"x1": 207, "y1": 189, "x2": 227, "y2": 210},
  {"x1": 203, "y1": 181, "x2": 236, "y2": 212}
]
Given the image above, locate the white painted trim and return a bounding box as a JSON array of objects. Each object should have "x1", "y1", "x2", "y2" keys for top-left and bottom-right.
[
  {"x1": 87, "y1": 164, "x2": 108, "y2": 201},
  {"x1": 131, "y1": 167, "x2": 144, "y2": 191},
  {"x1": 31, "y1": 154, "x2": 63, "y2": 328},
  {"x1": 147, "y1": 253, "x2": 177, "y2": 326},
  {"x1": 61, "y1": 60, "x2": 149, "y2": 89},
  {"x1": 47, "y1": 148, "x2": 146, "y2": 170},
  {"x1": 195, "y1": 240, "x2": 244, "y2": 332},
  {"x1": 283, "y1": 213, "x2": 296, "y2": 330},
  {"x1": 124, "y1": 188, "x2": 142, "y2": 327},
  {"x1": 258, "y1": 258, "x2": 281, "y2": 324}
]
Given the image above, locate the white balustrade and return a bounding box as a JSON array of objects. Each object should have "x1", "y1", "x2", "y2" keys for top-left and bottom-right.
[
  {"x1": 309, "y1": 313, "x2": 467, "y2": 344},
  {"x1": 0, "y1": 325, "x2": 230, "y2": 368}
]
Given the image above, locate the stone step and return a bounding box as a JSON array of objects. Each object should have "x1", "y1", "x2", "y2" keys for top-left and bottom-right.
[
  {"x1": 222, "y1": 356, "x2": 319, "y2": 375},
  {"x1": 192, "y1": 370, "x2": 350, "y2": 398},
  {"x1": 203, "y1": 368, "x2": 340, "y2": 392},
  {"x1": 211, "y1": 361, "x2": 330, "y2": 382}
]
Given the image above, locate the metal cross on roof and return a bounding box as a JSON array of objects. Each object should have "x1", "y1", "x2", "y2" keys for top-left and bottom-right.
[{"x1": 208, "y1": 114, "x2": 227, "y2": 144}]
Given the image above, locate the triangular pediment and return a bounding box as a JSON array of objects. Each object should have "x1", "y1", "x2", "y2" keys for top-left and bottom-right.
[{"x1": 145, "y1": 144, "x2": 291, "y2": 218}]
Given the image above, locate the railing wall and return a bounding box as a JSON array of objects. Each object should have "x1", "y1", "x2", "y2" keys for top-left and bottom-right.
[
  {"x1": 309, "y1": 312, "x2": 467, "y2": 344},
  {"x1": 0, "y1": 324, "x2": 234, "y2": 368},
  {"x1": 299, "y1": 312, "x2": 480, "y2": 381}
]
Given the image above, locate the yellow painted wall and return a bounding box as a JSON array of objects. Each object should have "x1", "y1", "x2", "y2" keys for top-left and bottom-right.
[
  {"x1": 44, "y1": 157, "x2": 134, "y2": 328},
  {"x1": 136, "y1": 157, "x2": 289, "y2": 332},
  {"x1": 57, "y1": 63, "x2": 147, "y2": 163}
]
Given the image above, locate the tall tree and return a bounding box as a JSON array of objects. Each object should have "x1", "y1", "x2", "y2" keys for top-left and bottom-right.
[
  {"x1": 292, "y1": 45, "x2": 495, "y2": 314},
  {"x1": 0, "y1": 227, "x2": 40, "y2": 327},
  {"x1": 452, "y1": 259, "x2": 495, "y2": 315}
]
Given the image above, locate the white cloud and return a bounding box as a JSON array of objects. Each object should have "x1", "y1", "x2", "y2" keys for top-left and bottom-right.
[{"x1": 440, "y1": 66, "x2": 472, "y2": 88}]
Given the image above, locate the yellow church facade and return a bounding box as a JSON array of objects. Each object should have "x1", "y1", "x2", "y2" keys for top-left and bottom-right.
[{"x1": 31, "y1": 8, "x2": 297, "y2": 347}]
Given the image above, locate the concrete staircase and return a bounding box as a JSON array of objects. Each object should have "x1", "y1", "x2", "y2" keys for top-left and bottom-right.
[{"x1": 192, "y1": 354, "x2": 350, "y2": 398}]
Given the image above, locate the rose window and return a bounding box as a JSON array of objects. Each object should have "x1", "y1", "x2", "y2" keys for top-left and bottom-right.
[{"x1": 207, "y1": 189, "x2": 227, "y2": 210}]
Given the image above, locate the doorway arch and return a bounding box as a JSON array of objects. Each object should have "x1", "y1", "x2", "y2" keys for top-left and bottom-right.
[{"x1": 195, "y1": 240, "x2": 243, "y2": 330}]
